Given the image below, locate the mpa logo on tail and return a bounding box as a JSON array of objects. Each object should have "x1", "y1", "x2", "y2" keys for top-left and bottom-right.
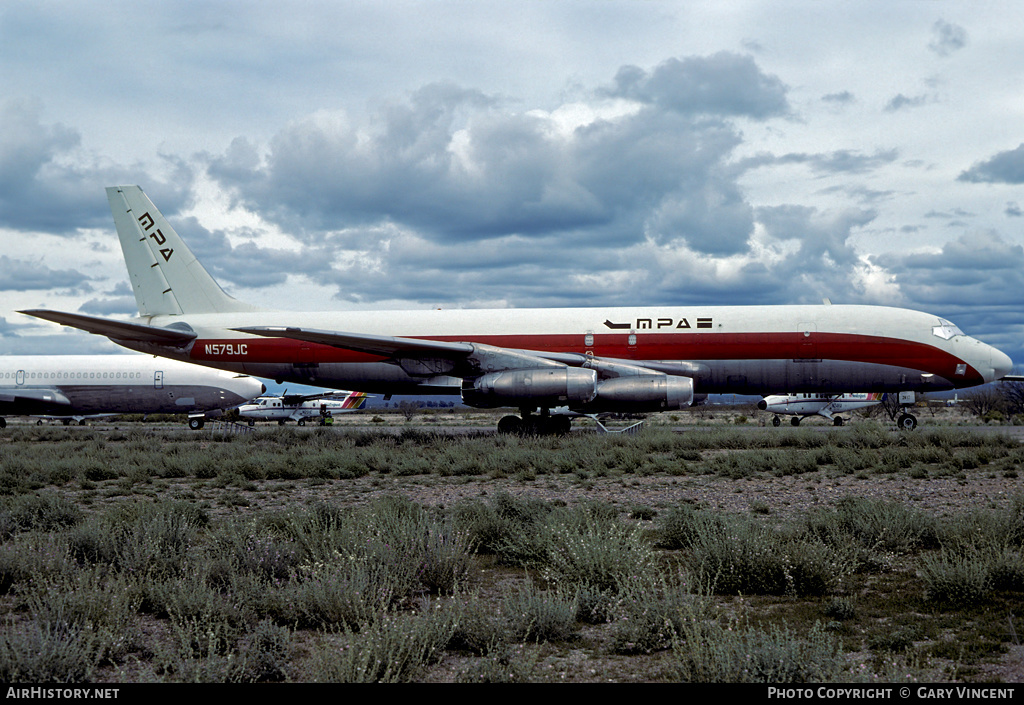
[{"x1": 137, "y1": 212, "x2": 174, "y2": 262}]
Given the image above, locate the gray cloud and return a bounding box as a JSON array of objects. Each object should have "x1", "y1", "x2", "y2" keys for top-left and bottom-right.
[
  {"x1": 0, "y1": 256, "x2": 93, "y2": 292},
  {"x1": 736, "y1": 149, "x2": 899, "y2": 177},
  {"x1": 78, "y1": 296, "x2": 138, "y2": 316},
  {"x1": 601, "y1": 53, "x2": 790, "y2": 120},
  {"x1": 0, "y1": 101, "x2": 195, "y2": 235},
  {"x1": 958, "y1": 144, "x2": 1024, "y2": 184},
  {"x1": 822, "y1": 91, "x2": 855, "y2": 106},
  {"x1": 884, "y1": 94, "x2": 933, "y2": 112},
  {"x1": 152, "y1": 215, "x2": 334, "y2": 290},
  {"x1": 874, "y1": 231, "x2": 1024, "y2": 310},
  {"x1": 758, "y1": 205, "x2": 874, "y2": 269},
  {"x1": 929, "y1": 20, "x2": 967, "y2": 57},
  {"x1": 207, "y1": 54, "x2": 791, "y2": 258}
]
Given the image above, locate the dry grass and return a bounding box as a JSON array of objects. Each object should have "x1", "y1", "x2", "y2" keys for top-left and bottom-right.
[{"x1": 2, "y1": 409, "x2": 1024, "y2": 683}]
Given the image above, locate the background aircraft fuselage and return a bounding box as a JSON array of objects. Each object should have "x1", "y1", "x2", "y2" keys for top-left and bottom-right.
[{"x1": 0, "y1": 355, "x2": 264, "y2": 419}]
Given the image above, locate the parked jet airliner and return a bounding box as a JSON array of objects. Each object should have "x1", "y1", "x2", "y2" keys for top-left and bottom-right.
[
  {"x1": 0, "y1": 355, "x2": 265, "y2": 429},
  {"x1": 21, "y1": 186, "x2": 1014, "y2": 434}
]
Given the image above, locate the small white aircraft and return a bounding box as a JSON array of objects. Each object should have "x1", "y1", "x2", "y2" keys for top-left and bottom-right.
[
  {"x1": 0, "y1": 354, "x2": 265, "y2": 429},
  {"x1": 238, "y1": 390, "x2": 369, "y2": 425},
  {"x1": 758, "y1": 392, "x2": 884, "y2": 427}
]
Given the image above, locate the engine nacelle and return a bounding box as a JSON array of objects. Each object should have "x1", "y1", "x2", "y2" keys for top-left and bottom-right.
[
  {"x1": 461, "y1": 367, "x2": 598, "y2": 408},
  {"x1": 577, "y1": 375, "x2": 695, "y2": 413}
]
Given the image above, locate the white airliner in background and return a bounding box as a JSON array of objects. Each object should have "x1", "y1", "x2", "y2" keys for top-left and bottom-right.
[
  {"x1": 0, "y1": 355, "x2": 265, "y2": 429},
  {"x1": 238, "y1": 390, "x2": 369, "y2": 425},
  {"x1": 21, "y1": 185, "x2": 1014, "y2": 434},
  {"x1": 758, "y1": 392, "x2": 884, "y2": 427}
]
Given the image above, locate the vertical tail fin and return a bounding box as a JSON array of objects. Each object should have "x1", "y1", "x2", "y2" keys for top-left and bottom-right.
[
  {"x1": 342, "y1": 391, "x2": 370, "y2": 409},
  {"x1": 106, "y1": 186, "x2": 256, "y2": 316}
]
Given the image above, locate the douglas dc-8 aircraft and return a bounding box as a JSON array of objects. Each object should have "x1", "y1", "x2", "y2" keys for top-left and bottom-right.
[
  {"x1": 0, "y1": 355, "x2": 265, "y2": 429},
  {"x1": 21, "y1": 186, "x2": 1014, "y2": 434}
]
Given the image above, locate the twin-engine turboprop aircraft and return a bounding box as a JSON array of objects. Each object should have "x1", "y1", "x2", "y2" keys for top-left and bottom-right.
[
  {"x1": 20, "y1": 185, "x2": 1014, "y2": 434},
  {"x1": 0, "y1": 354, "x2": 265, "y2": 429},
  {"x1": 757, "y1": 392, "x2": 884, "y2": 428},
  {"x1": 237, "y1": 390, "x2": 369, "y2": 426}
]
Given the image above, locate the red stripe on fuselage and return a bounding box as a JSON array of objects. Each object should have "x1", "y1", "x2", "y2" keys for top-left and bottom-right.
[{"x1": 190, "y1": 331, "x2": 979, "y2": 383}]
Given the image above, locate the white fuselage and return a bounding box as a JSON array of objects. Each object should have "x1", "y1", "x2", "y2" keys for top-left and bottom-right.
[
  {"x1": 0, "y1": 355, "x2": 265, "y2": 420},
  {"x1": 119, "y1": 303, "x2": 1012, "y2": 398},
  {"x1": 759, "y1": 392, "x2": 883, "y2": 417},
  {"x1": 238, "y1": 396, "x2": 357, "y2": 423}
]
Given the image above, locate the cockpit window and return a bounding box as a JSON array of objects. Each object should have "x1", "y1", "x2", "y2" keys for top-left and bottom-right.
[{"x1": 932, "y1": 318, "x2": 964, "y2": 340}]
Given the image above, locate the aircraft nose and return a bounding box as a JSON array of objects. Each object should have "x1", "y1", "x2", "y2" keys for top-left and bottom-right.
[
  {"x1": 991, "y1": 346, "x2": 1014, "y2": 382},
  {"x1": 243, "y1": 378, "x2": 265, "y2": 400}
]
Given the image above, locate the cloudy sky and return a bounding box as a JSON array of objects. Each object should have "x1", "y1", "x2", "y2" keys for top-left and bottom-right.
[{"x1": 3, "y1": 1, "x2": 1024, "y2": 368}]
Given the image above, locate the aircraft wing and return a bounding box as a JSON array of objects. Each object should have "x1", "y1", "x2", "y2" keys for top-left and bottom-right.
[
  {"x1": 280, "y1": 390, "x2": 366, "y2": 405},
  {"x1": 234, "y1": 326, "x2": 474, "y2": 358},
  {"x1": 20, "y1": 309, "x2": 197, "y2": 346},
  {"x1": 235, "y1": 326, "x2": 709, "y2": 379}
]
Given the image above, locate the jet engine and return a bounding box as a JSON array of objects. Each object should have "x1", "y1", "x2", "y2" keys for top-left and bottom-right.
[
  {"x1": 461, "y1": 368, "x2": 598, "y2": 408},
  {"x1": 580, "y1": 375, "x2": 695, "y2": 412}
]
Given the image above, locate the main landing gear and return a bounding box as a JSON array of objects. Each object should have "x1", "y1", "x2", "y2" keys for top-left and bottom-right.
[{"x1": 497, "y1": 408, "x2": 572, "y2": 435}]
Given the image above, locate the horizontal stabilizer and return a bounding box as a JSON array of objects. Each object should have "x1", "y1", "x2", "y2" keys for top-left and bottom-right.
[{"x1": 20, "y1": 309, "x2": 197, "y2": 346}]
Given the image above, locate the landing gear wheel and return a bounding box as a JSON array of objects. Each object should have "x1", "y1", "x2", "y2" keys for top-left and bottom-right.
[
  {"x1": 549, "y1": 416, "x2": 572, "y2": 435},
  {"x1": 247, "y1": 419, "x2": 255, "y2": 427},
  {"x1": 790, "y1": 416, "x2": 801, "y2": 426},
  {"x1": 497, "y1": 415, "x2": 523, "y2": 434},
  {"x1": 298, "y1": 419, "x2": 306, "y2": 426},
  {"x1": 277, "y1": 420, "x2": 286, "y2": 426},
  {"x1": 772, "y1": 416, "x2": 781, "y2": 427},
  {"x1": 897, "y1": 413, "x2": 917, "y2": 431},
  {"x1": 188, "y1": 417, "x2": 205, "y2": 430},
  {"x1": 833, "y1": 416, "x2": 844, "y2": 427},
  {"x1": 0, "y1": 418, "x2": 6, "y2": 429}
]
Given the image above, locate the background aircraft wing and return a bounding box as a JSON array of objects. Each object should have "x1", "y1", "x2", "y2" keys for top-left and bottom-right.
[
  {"x1": 279, "y1": 390, "x2": 366, "y2": 405},
  {"x1": 20, "y1": 309, "x2": 197, "y2": 346},
  {"x1": 0, "y1": 388, "x2": 72, "y2": 414}
]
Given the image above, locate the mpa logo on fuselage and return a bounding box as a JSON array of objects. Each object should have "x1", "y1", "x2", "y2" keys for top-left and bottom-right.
[
  {"x1": 604, "y1": 317, "x2": 712, "y2": 330},
  {"x1": 137, "y1": 212, "x2": 174, "y2": 263}
]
